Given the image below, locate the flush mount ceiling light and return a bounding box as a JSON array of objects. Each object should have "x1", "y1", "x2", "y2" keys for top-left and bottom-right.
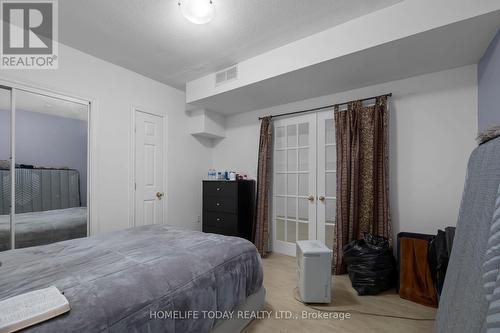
[{"x1": 178, "y1": 0, "x2": 215, "y2": 24}]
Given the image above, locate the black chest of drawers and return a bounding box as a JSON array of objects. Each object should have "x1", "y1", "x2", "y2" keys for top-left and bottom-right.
[{"x1": 202, "y1": 180, "x2": 255, "y2": 241}]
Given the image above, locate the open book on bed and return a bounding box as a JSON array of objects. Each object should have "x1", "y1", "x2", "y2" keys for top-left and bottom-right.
[{"x1": 0, "y1": 286, "x2": 70, "y2": 333}]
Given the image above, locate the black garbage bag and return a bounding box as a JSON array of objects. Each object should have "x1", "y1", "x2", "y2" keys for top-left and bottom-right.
[
  {"x1": 343, "y1": 233, "x2": 396, "y2": 295},
  {"x1": 428, "y1": 226, "x2": 456, "y2": 299}
]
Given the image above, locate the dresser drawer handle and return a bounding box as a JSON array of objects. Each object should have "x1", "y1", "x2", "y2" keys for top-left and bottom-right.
[
  {"x1": 216, "y1": 218, "x2": 221, "y2": 222},
  {"x1": 216, "y1": 187, "x2": 221, "y2": 191},
  {"x1": 216, "y1": 203, "x2": 220, "y2": 206}
]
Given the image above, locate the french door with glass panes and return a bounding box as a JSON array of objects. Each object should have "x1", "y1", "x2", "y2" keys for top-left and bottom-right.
[
  {"x1": 317, "y1": 111, "x2": 336, "y2": 251},
  {"x1": 272, "y1": 110, "x2": 336, "y2": 256},
  {"x1": 273, "y1": 114, "x2": 316, "y2": 255}
]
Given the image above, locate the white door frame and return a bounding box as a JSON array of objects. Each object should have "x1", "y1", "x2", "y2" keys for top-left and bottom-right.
[
  {"x1": 129, "y1": 105, "x2": 168, "y2": 227},
  {"x1": 0, "y1": 78, "x2": 96, "y2": 240}
]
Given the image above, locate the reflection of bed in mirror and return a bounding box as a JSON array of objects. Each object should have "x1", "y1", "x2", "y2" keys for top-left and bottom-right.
[{"x1": 0, "y1": 168, "x2": 87, "y2": 251}]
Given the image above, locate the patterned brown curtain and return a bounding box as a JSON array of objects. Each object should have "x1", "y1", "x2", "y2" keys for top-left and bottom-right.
[
  {"x1": 332, "y1": 96, "x2": 391, "y2": 274},
  {"x1": 252, "y1": 116, "x2": 273, "y2": 257}
]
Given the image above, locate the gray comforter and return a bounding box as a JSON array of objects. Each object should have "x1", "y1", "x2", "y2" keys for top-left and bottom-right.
[
  {"x1": 0, "y1": 207, "x2": 87, "y2": 251},
  {"x1": 435, "y1": 136, "x2": 500, "y2": 332},
  {"x1": 0, "y1": 225, "x2": 263, "y2": 332}
]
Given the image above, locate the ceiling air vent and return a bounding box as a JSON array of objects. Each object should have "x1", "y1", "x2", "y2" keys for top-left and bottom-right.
[{"x1": 215, "y1": 65, "x2": 238, "y2": 86}]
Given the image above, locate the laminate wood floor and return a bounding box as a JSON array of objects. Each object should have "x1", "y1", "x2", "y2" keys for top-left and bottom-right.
[{"x1": 243, "y1": 253, "x2": 436, "y2": 333}]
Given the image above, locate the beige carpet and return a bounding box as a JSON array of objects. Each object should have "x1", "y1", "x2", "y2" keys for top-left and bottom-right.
[{"x1": 244, "y1": 253, "x2": 436, "y2": 333}]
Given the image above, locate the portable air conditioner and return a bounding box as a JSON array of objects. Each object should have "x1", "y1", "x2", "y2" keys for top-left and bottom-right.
[{"x1": 296, "y1": 240, "x2": 333, "y2": 303}]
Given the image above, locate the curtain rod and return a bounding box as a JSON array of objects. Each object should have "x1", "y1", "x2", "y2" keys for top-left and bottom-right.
[{"x1": 258, "y1": 93, "x2": 392, "y2": 120}]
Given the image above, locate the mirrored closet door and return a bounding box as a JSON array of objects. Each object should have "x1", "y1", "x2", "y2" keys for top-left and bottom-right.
[
  {"x1": 0, "y1": 87, "x2": 12, "y2": 251},
  {"x1": 272, "y1": 110, "x2": 336, "y2": 256},
  {"x1": 0, "y1": 86, "x2": 89, "y2": 252}
]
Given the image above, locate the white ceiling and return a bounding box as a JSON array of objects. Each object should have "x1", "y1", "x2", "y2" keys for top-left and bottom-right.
[
  {"x1": 59, "y1": 0, "x2": 402, "y2": 90},
  {"x1": 190, "y1": 11, "x2": 500, "y2": 114}
]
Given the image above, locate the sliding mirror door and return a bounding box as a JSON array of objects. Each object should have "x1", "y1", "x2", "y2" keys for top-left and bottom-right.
[
  {"x1": 0, "y1": 88, "x2": 12, "y2": 251},
  {"x1": 13, "y1": 90, "x2": 88, "y2": 249}
]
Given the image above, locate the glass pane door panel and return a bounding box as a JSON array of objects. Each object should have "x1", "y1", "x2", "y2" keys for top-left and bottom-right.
[
  {"x1": 298, "y1": 174, "x2": 308, "y2": 196},
  {"x1": 287, "y1": 174, "x2": 297, "y2": 195},
  {"x1": 275, "y1": 150, "x2": 285, "y2": 171},
  {"x1": 325, "y1": 118, "x2": 335, "y2": 144},
  {"x1": 286, "y1": 221, "x2": 296, "y2": 243},
  {"x1": 298, "y1": 148, "x2": 308, "y2": 171},
  {"x1": 298, "y1": 123, "x2": 309, "y2": 146},
  {"x1": 287, "y1": 197, "x2": 296, "y2": 220},
  {"x1": 317, "y1": 110, "x2": 337, "y2": 250},
  {"x1": 275, "y1": 174, "x2": 285, "y2": 195},
  {"x1": 326, "y1": 199, "x2": 336, "y2": 224},
  {"x1": 275, "y1": 197, "x2": 285, "y2": 219},
  {"x1": 287, "y1": 124, "x2": 297, "y2": 147},
  {"x1": 0, "y1": 88, "x2": 11, "y2": 251},
  {"x1": 276, "y1": 126, "x2": 286, "y2": 148},
  {"x1": 325, "y1": 224, "x2": 335, "y2": 250},
  {"x1": 276, "y1": 219, "x2": 285, "y2": 241},
  {"x1": 326, "y1": 172, "x2": 337, "y2": 197},
  {"x1": 326, "y1": 145, "x2": 336, "y2": 170},
  {"x1": 298, "y1": 198, "x2": 308, "y2": 221},
  {"x1": 15, "y1": 90, "x2": 88, "y2": 249},
  {"x1": 298, "y1": 222, "x2": 308, "y2": 241},
  {"x1": 273, "y1": 114, "x2": 316, "y2": 256},
  {"x1": 287, "y1": 149, "x2": 297, "y2": 171}
]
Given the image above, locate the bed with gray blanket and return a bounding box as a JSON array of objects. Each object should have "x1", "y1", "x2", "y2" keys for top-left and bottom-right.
[
  {"x1": 0, "y1": 224, "x2": 264, "y2": 333},
  {"x1": 0, "y1": 168, "x2": 82, "y2": 215},
  {"x1": 0, "y1": 207, "x2": 87, "y2": 251},
  {"x1": 0, "y1": 168, "x2": 87, "y2": 250}
]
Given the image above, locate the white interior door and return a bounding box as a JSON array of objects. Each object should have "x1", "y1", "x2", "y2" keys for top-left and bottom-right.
[
  {"x1": 135, "y1": 110, "x2": 164, "y2": 226},
  {"x1": 317, "y1": 110, "x2": 337, "y2": 250},
  {"x1": 272, "y1": 114, "x2": 316, "y2": 256},
  {"x1": 272, "y1": 111, "x2": 337, "y2": 256}
]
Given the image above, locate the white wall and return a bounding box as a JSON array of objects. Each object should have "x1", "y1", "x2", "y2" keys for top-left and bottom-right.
[
  {"x1": 1, "y1": 43, "x2": 211, "y2": 233},
  {"x1": 212, "y1": 65, "x2": 478, "y2": 238},
  {"x1": 478, "y1": 30, "x2": 500, "y2": 131}
]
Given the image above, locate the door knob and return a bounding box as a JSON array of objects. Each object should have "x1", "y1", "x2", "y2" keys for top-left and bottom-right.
[
  {"x1": 308, "y1": 195, "x2": 315, "y2": 202},
  {"x1": 156, "y1": 192, "x2": 164, "y2": 199},
  {"x1": 318, "y1": 196, "x2": 325, "y2": 202}
]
